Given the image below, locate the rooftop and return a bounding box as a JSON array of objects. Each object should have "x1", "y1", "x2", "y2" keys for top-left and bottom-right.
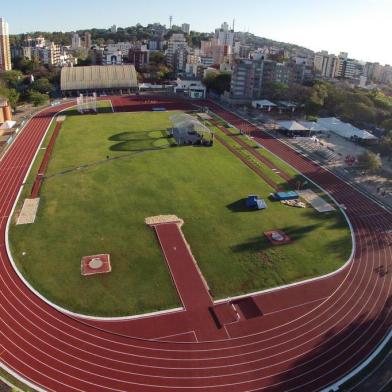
[{"x1": 60, "y1": 65, "x2": 138, "y2": 91}]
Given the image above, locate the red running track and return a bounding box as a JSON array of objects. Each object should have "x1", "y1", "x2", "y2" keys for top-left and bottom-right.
[{"x1": 0, "y1": 96, "x2": 390, "y2": 391}]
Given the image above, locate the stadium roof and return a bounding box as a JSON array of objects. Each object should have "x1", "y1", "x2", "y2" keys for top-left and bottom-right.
[
  {"x1": 317, "y1": 117, "x2": 378, "y2": 140},
  {"x1": 61, "y1": 65, "x2": 138, "y2": 91}
]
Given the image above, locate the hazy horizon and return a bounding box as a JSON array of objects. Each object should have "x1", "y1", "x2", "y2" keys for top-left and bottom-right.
[{"x1": 3, "y1": 0, "x2": 391, "y2": 66}]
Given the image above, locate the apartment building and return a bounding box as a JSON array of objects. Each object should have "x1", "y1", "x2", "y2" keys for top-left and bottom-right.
[
  {"x1": 314, "y1": 51, "x2": 339, "y2": 78},
  {"x1": 230, "y1": 57, "x2": 264, "y2": 100},
  {"x1": 31, "y1": 42, "x2": 61, "y2": 66},
  {"x1": 0, "y1": 17, "x2": 11, "y2": 71},
  {"x1": 71, "y1": 33, "x2": 82, "y2": 49},
  {"x1": 181, "y1": 23, "x2": 190, "y2": 34},
  {"x1": 84, "y1": 32, "x2": 92, "y2": 49},
  {"x1": 214, "y1": 22, "x2": 235, "y2": 47},
  {"x1": 166, "y1": 33, "x2": 189, "y2": 71},
  {"x1": 128, "y1": 45, "x2": 149, "y2": 70}
]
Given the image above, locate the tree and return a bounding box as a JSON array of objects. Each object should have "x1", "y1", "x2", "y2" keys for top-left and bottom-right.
[
  {"x1": 5, "y1": 89, "x2": 20, "y2": 109},
  {"x1": 13, "y1": 57, "x2": 40, "y2": 74},
  {"x1": 203, "y1": 72, "x2": 231, "y2": 95},
  {"x1": 149, "y1": 51, "x2": 166, "y2": 66},
  {"x1": 381, "y1": 119, "x2": 392, "y2": 132},
  {"x1": 0, "y1": 86, "x2": 20, "y2": 109},
  {"x1": 0, "y1": 70, "x2": 24, "y2": 89},
  {"x1": 357, "y1": 151, "x2": 382, "y2": 172},
  {"x1": 380, "y1": 134, "x2": 392, "y2": 156},
  {"x1": 28, "y1": 91, "x2": 49, "y2": 106},
  {"x1": 263, "y1": 81, "x2": 289, "y2": 100},
  {"x1": 30, "y1": 78, "x2": 54, "y2": 95},
  {"x1": 307, "y1": 81, "x2": 328, "y2": 112}
]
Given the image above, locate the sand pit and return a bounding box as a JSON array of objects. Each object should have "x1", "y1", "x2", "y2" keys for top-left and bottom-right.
[{"x1": 16, "y1": 198, "x2": 40, "y2": 225}]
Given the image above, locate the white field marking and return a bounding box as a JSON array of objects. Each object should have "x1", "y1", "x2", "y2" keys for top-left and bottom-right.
[
  {"x1": 262, "y1": 297, "x2": 329, "y2": 317},
  {"x1": 0, "y1": 99, "x2": 383, "y2": 358},
  {"x1": 108, "y1": 99, "x2": 115, "y2": 113},
  {"x1": 5, "y1": 102, "x2": 185, "y2": 321},
  {"x1": 223, "y1": 325, "x2": 231, "y2": 339},
  {"x1": 232, "y1": 303, "x2": 241, "y2": 322},
  {"x1": 155, "y1": 330, "x2": 196, "y2": 341},
  {"x1": 192, "y1": 331, "x2": 199, "y2": 343}
]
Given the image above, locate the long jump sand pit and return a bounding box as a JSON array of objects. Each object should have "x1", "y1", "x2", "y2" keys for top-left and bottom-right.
[
  {"x1": 56, "y1": 115, "x2": 67, "y2": 123},
  {"x1": 16, "y1": 198, "x2": 40, "y2": 225},
  {"x1": 298, "y1": 189, "x2": 335, "y2": 212}
]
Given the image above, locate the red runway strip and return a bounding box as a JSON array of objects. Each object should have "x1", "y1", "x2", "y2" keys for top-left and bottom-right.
[
  {"x1": 30, "y1": 121, "x2": 63, "y2": 198},
  {"x1": 0, "y1": 96, "x2": 390, "y2": 392},
  {"x1": 152, "y1": 222, "x2": 226, "y2": 340}
]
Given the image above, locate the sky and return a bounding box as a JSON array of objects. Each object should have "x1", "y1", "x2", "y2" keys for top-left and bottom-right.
[{"x1": 2, "y1": 0, "x2": 391, "y2": 65}]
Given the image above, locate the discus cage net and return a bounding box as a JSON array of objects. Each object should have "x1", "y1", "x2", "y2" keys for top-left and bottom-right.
[
  {"x1": 169, "y1": 113, "x2": 214, "y2": 145},
  {"x1": 77, "y1": 93, "x2": 97, "y2": 113}
]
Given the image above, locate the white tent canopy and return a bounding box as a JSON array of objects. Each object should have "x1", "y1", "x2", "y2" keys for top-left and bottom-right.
[
  {"x1": 252, "y1": 99, "x2": 277, "y2": 108},
  {"x1": 298, "y1": 120, "x2": 327, "y2": 132},
  {"x1": 276, "y1": 120, "x2": 307, "y2": 132},
  {"x1": 317, "y1": 117, "x2": 378, "y2": 140},
  {"x1": 0, "y1": 120, "x2": 16, "y2": 130}
]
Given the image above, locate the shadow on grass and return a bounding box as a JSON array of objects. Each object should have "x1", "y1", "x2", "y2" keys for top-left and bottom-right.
[
  {"x1": 108, "y1": 130, "x2": 175, "y2": 152},
  {"x1": 226, "y1": 199, "x2": 265, "y2": 213},
  {"x1": 108, "y1": 130, "x2": 169, "y2": 142},
  {"x1": 231, "y1": 224, "x2": 319, "y2": 253}
]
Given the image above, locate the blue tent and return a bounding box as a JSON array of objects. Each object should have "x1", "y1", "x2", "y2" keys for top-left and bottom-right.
[{"x1": 246, "y1": 195, "x2": 267, "y2": 210}]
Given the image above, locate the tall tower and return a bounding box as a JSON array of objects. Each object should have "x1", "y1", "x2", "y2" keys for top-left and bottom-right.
[
  {"x1": 169, "y1": 16, "x2": 173, "y2": 29},
  {"x1": 71, "y1": 33, "x2": 81, "y2": 49},
  {"x1": 0, "y1": 17, "x2": 11, "y2": 71},
  {"x1": 84, "y1": 32, "x2": 92, "y2": 49}
]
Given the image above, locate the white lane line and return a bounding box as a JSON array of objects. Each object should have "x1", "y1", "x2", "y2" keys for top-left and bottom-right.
[
  {"x1": 263, "y1": 297, "x2": 329, "y2": 317},
  {"x1": 155, "y1": 331, "x2": 196, "y2": 341}
]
